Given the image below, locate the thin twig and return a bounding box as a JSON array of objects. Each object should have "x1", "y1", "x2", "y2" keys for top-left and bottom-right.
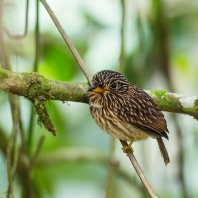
[
  {"x1": 0, "y1": 4, "x2": 20, "y2": 197},
  {"x1": 153, "y1": 2, "x2": 190, "y2": 196},
  {"x1": 12, "y1": 143, "x2": 19, "y2": 180},
  {"x1": 27, "y1": 107, "x2": 35, "y2": 152},
  {"x1": 4, "y1": 0, "x2": 29, "y2": 40},
  {"x1": 120, "y1": 140, "x2": 158, "y2": 198},
  {"x1": 35, "y1": 148, "x2": 114, "y2": 166},
  {"x1": 33, "y1": 0, "x2": 40, "y2": 72},
  {"x1": 0, "y1": 1, "x2": 11, "y2": 71},
  {"x1": 105, "y1": 138, "x2": 117, "y2": 198},
  {"x1": 172, "y1": 114, "x2": 190, "y2": 198},
  {"x1": 119, "y1": 0, "x2": 126, "y2": 73},
  {"x1": 19, "y1": 117, "x2": 26, "y2": 151},
  {"x1": 7, "y1": 95, "x2": 20, "y2": 198},
  {"x1": 40, "y1": 0, "x2": 92, "y2": 84},
  {"x1": 28, "y1": 0, "x2": 40, "y2": 151},
  {"x1": 30, "y1": 135, "x2": 45, "y2": 168}
]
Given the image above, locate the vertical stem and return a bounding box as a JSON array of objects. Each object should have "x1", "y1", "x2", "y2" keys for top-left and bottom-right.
[
  {"x1": 33, "y1": 0, "x2": 39, "y2": 72},
  {"x1": 152, "y1": 1, "x2": 190, "y2": 197},
  {"x1": 7, "y1": 96, "x2": 20, "y2": 198},
  {"x1": 119, "y1": 0, "x2": 126, "y2": 73},
  {"x1": 105, "y1": 138, "x2": 117, "y2": 198},
  {"x1": 0, "y1": 2, "x2": 20, "y2": 198},
  {"x1": 28, "y1": 0, "x2": 40, "y2": 151}
]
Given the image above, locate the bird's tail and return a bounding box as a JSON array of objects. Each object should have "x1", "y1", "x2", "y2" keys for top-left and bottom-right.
[{"x1": 157, "y1": 138, "x2": 170, "y2": 165}]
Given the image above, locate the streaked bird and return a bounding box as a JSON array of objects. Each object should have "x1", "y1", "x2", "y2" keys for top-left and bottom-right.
[{"x1": 87, "y1": 70, "x2": 170, "y2": 165}]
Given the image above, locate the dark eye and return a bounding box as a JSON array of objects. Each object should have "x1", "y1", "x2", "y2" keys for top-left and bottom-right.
[
  {"x1": 98, "y1": 84, "x2": 103, "y2": 88},
  {"x1": 111, "y1": 82, "x2": 117, "y2": 89}
]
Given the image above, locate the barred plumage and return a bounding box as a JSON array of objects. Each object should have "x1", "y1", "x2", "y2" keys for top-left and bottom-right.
[{"x1": 87, "y1": 70, "x2": 170, "y2": 165}]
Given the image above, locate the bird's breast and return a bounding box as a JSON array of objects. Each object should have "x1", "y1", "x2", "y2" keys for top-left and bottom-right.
[{"x1": 89, "y1": 106, "x2": 149, "y2": 142}]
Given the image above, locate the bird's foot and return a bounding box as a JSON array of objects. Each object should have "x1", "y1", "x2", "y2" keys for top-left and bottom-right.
[{"x1": 122, "y1": 142, "x2": 134, "y2": 153}]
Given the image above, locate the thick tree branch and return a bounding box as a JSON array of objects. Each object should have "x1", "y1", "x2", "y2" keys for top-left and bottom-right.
[
  {"x1": 146, "y1": 90, "x2": 198, "y2": 120},
  {"x1": 0, "y1": 67, "x2": 198, "y2": 120},
  {"x1": 0, "y1": 67, "x2": 88, "y2": 103},
  {"x1": 0, "y1": 67, "x2": 88, "y2": 135}
]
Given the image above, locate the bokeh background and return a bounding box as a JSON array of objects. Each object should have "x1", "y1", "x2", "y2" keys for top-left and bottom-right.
[{"x1": 0, "y1": 0, "x2": 198, "y2": 197}]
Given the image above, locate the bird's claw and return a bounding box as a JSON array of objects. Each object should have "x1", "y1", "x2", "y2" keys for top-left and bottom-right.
[{"x1": 122, "y1": 142, "x2": 134, "y2": 153}]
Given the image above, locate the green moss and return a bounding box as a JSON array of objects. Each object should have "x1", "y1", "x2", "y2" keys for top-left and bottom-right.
[
  {"x1": 151, "y1": 89, "x2": 168, "y2": 99},
  {"x1": 150, "y1": 89, "x2": 172, "y2": 110},
  {"x1": 193, "y1": 99, "x2": 198, "y2": 110},
  {"x1": 25, "y1": 72, "x2": 51, "y2": 101},
  {"x1": 0, "y1": 67, "x2": 9, "y2": 78}
]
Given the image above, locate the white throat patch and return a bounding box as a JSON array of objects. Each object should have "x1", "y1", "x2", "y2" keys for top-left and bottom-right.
[{"x1": 89, "y1": 102, "x2": 103, "y2": 108}]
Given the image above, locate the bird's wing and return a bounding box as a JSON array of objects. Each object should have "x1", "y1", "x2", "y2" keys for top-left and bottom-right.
[{"x1": 116, "y1": 85, "x2": 169, "y2": 139}]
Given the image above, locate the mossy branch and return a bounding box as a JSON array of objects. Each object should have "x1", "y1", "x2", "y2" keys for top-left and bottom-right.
[
  {"x1": 1, "y1": 67, "x2": 198, "y2": 127},
  {"x1": 147, "y1": 90, "x2": 198, "y2": 120},
  {"x1": 0, "y1": 67, "x2": 88, "y2": 103}
]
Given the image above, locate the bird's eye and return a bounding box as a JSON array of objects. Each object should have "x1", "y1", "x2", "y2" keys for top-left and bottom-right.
[
  {"x1": 98, "y1": 84, "x2": 103, "y2": 88},
  {"x1": 111, "y1": 82, "x2": 117, "y2": 89}
]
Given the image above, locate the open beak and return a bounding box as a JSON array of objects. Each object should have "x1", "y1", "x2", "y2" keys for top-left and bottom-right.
[{"x1": 87, "y1": 85, "x2": 104, "y2": 93}]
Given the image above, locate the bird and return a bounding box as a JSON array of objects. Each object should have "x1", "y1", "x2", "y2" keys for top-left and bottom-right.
[{"x1": 87, "y1": 70, "x2": 170, "y2": 165}]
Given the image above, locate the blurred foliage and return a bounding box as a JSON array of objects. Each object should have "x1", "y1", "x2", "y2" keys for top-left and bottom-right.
[
  {"x1": 39, "y1": 33, "x2": 87, "y2": 81},
  {"x1": 0, "y1": 0, "x2": 198, "y2": 198}
]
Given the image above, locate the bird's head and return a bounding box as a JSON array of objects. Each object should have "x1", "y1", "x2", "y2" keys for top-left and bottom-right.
[{"x1": 87, "y1": 70, "x2": 130, "y2": 107}]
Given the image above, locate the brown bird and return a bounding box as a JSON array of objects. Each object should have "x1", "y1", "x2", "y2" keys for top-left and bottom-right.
[{"x1": 87, "y1": 70, "x2": 170, "y2": 165}]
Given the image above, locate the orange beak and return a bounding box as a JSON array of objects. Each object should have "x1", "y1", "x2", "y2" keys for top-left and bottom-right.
[{"x1": 87, "y1": 85, "x2": 104, "y2": 93}]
